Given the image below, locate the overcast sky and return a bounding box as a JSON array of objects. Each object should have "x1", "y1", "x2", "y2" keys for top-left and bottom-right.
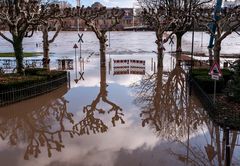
[{"x1": 67, "y1": 0, "x2": 136, "y2": 7}]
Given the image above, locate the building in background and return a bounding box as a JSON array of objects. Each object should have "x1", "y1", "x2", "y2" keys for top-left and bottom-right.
[{"x1": 62, "y1": 2, "x2": 142, "y2": 31}]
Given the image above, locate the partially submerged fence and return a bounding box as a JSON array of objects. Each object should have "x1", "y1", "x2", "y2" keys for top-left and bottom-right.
[
  {"x1": 192, "y1": 78, "x2": 240, "y2": 129},
  {"x1": 0, "y1": 74, "x2": 68, "y2": 107}
]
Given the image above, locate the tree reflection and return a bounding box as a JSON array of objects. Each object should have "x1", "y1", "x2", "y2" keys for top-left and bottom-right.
[
  {"x1": 73, "y1": 64, "x2": 125, "y2": 135},
  {"x1": 134, "y1": 59, "x2": 205, "y2": 139},
  {"x1": 171, "y1": 122, "x2": 240, "y2": 166},
  {"x1": 0, "y1": 86, "x2": 76, "y2": 160}
]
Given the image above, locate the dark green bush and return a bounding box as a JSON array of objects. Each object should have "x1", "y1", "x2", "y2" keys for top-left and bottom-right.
[
  {"x1": 0, "y1": 69, "x2": 66, "y2": 91},
  {"x1": 25, "y1": 68, "x2": 47, "y2": 75},
  {"x1": 192, "y1": 68, "x2": 233, "y2": 90},
  {"x1": 36, "y1": 70, "x2": 66, "y2": 79},
  {"x1": 192, "y1": 68, "x2": 209, "y2": 76},
  {"x1": 194, "y1": 75, "x2": 225, "y2": 93},
  {"x1": 225, "y1": 61, "x2": 240, "y2": 102},
  {"x1": 0, "y1": 75, "x2": 47, "y2": 90}
]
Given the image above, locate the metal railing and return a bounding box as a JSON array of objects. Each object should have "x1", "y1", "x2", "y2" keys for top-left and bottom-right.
[{"x1": 0, "y1": 75, "x2": 67, "y2": 107}]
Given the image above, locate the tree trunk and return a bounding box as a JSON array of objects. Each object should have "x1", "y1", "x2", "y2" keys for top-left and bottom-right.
[
  {"x1": 100, "y1": 65, "x2": 107, "y2": 98},
  {"x1": 208, "y1": 48, "x2": 214, "y2": 67},
  {"x1": 156, "y1": 31, "x2": 164, "y2": 67},
  {"x1": 176, "y1": 33, "x2": 183, "y2": 52},
  {"x1": 42, "y1": 25, "x2": 50, "y2": 69},
  {"x1": 13, "y1": 36, "x2": 24, "y2": 74},
  {"x1": 214, "y1": 41, "x2": 221, "y2": 64},
  {"x1": 100, "y1": 38, "x2": 107, "y2": 68}
]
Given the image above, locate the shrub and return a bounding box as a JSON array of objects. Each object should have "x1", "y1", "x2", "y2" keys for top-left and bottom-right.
[
  {"x1": 25, "y1": 68, "x2": 47, "y2": 75},
  {"x1": 194, "y1": 75, "x2": 225, "y2": 93},
  {"x1": 192, "y1": 68, "x2": 233, "y2": 91},
  {"x1": 225, "y1": 61, "x2": 240, "y2": 102}
]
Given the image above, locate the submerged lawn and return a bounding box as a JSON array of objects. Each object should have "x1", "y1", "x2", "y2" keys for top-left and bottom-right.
[{"x1": 0, "y1": 52, "x2": 43, "y2": 57}]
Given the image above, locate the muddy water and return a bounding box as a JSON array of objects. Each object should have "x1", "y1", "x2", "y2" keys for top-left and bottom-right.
[
  {"x1": 0, "y1": 52, "x2": 240, "y2": 166},
  {"x1": 0, "y1": 31, "x2": 240, "y2": 166}
]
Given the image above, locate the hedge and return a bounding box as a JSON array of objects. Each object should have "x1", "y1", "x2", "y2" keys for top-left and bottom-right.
[
  {"x1": 192, "y1": 68, "x2": 233, "y2": 93},
  {"x1": 0, "y1": 69, "x2": 67, "y2": 91}
]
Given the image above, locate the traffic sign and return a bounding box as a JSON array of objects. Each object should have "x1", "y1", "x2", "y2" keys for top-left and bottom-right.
[
  {"x1": 209, "y1": 62, "x2": 222, "y2": 77},
  {"x1": 78, "y1": 33, "x2": 84, "y2": 43},
  {"x1": 211, "y1": 74, "x2": 219, "y2": 80},
  {"x1": 73, "y1": 44, "x2": 78, "y2": 48},
  {"x1": 169, "y1": 36, "x2": 174, "y2": 45}
]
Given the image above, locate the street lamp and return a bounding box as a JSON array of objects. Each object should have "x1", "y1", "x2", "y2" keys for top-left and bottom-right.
[{"x1": 189, "y1": 16, "x2": 195, "y2": 96}]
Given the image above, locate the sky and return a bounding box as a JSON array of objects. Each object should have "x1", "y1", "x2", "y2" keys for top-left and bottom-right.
[{"x1": 67, "y1": 0, "x2": 136, "y2": 8}]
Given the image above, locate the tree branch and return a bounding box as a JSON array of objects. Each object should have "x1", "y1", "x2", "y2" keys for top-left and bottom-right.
[{"x1": 0, "y1": 31, "x2": 13, "y2": 44}]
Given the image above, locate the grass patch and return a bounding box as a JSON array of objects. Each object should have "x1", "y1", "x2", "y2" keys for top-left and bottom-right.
[{"x1": 0, "y1": 52, "x2": 43, "y2": 57}]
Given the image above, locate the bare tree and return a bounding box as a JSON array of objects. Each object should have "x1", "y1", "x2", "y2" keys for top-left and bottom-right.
[
  {"x1": 169, "y1": 0, "x2": 211, "y2": 51},
  {"x1": 138, "y1": 0, "x2": 211, "y2": 64},
  {"x1": 0, "y1": 0, "x2": 61, "y2": 73},
  {"x1": 75, "y1": 6, "x2": 124, "y2": 67},
  {"x1": 138, "y1": 0, "x2": 176, "y2": 66},
  {"x1": 40, "y1": 6, "x2": 74, "y2": 69},
  {"x1": 198, "y1": 5, "x2": 240, "y2": 64},
  {"x1": 41, "y1": 18, "x2": 63, "y2": 69}
]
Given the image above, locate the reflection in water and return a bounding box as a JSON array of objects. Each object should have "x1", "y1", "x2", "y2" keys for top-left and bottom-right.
[
  {"x1": 134, "y1": 60, "x2": 206, "y2": 140},
  {"x1": 73, "y1": 64, "x2": 125, "y2": 135},
  {"x1": 0, "y1": 59, "x2": 126, "y2": 161},
  {"x1": 0, "y1": 85, "x2": 76, "y2": 160},
  {"x1": 133, "y1": 59, "x2": 240, "y2": 165},
  {"x1": 171, "y1": 122, "x2": 240, "y2": 165}
]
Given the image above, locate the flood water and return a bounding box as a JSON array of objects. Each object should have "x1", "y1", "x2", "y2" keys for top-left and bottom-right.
[{"x1": 0, "y1": 32, "x2": 240, "y2": 166}]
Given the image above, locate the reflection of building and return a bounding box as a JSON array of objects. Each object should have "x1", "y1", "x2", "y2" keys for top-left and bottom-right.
[{"x1": 113, "y1": 59, "x2": 145, "y2": 75}]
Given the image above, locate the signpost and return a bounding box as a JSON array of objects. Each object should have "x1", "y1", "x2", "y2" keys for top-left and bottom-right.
[
  {"x1": 169, "y1": 36, "x2": 174, "y2": 70},
  {"x1": 209, "y1": 62, "x2": 222, "y2": 104},
  {"x1": 73, "y1": 44, "x2": 79, "y2": 84},
  {"x1": 169, "y1": 36, "x2": 174, "y2": 53},
  {"x1": 78, "y1": 33, "x2": 84, "y2": 59}
]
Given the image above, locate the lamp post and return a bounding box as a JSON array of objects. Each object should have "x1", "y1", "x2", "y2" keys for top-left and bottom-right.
[{"x1": 189, "y1": 16, "x2": 195, "y2": 96}]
